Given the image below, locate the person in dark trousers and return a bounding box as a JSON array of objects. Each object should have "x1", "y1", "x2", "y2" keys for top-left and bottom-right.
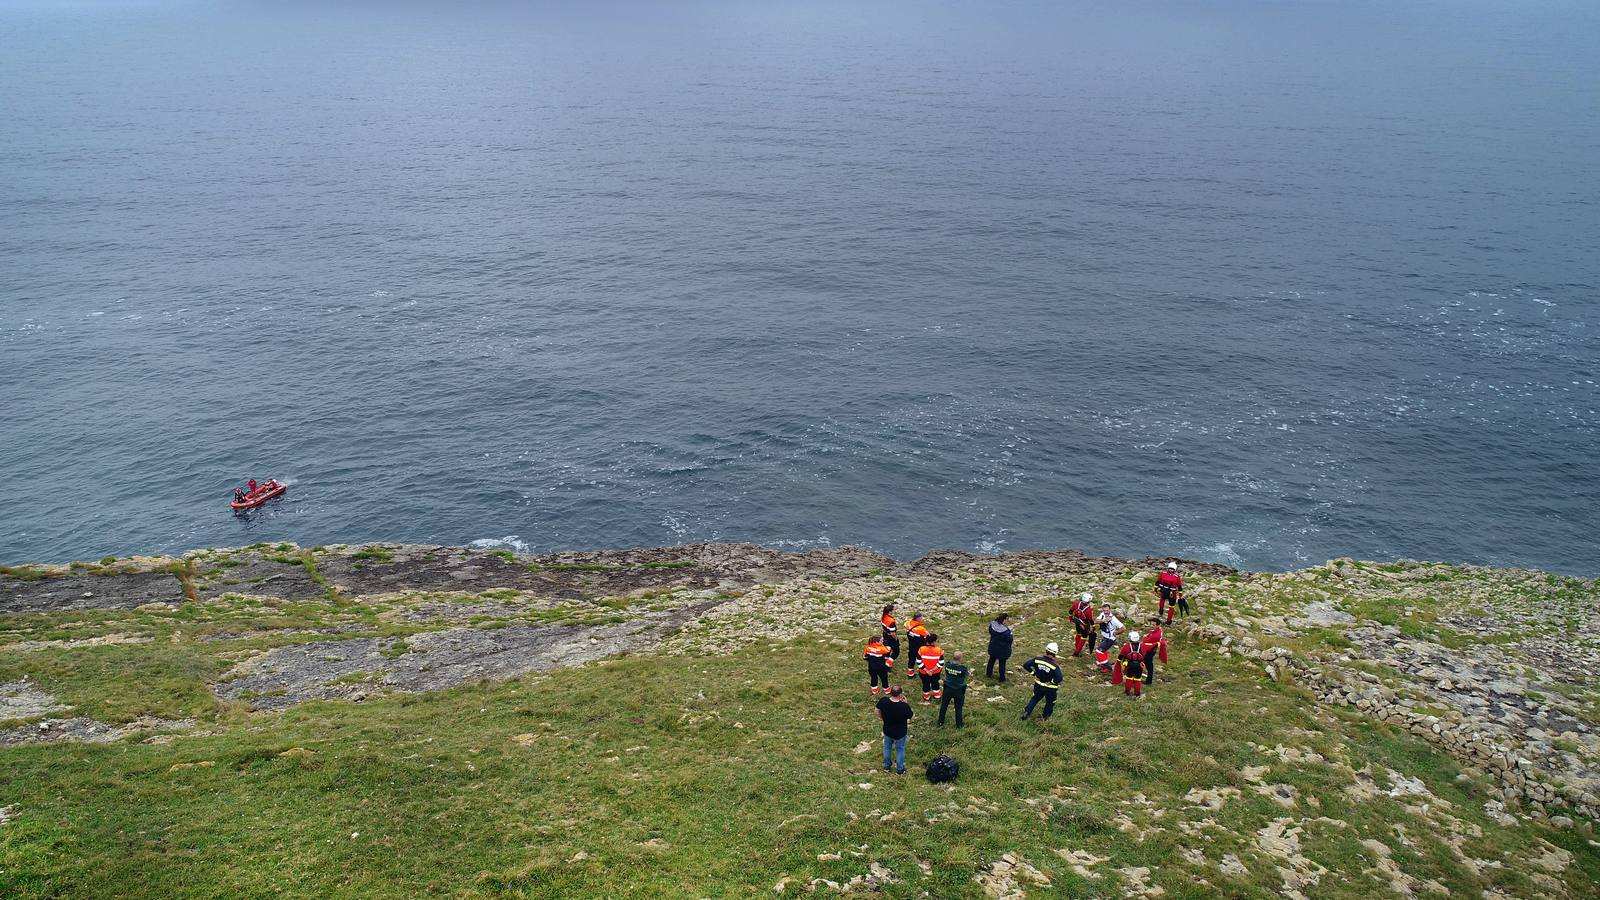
[
  {"x1": 875, "y1": 686, "x2": 914, "y2": 774},
  {"x1": 938, "y1": 651, "x2": 970, "y2": 727},
  {"x1": 1021, "y1": 643, "x2": 1064, "y2": 721},
  {"x1": 985, "y1": 613, "x2": 1014, "y2": 682},
  {"x1": 904, "y1": 614, "x2": 929, "y2": 677},
  {"x1": 1141, "y1": 620, "x2": 1166, "y2": 685},
  {"x1": 880, "y1": 604, "x2": 900, "y2": 667},
  {"x1": 864, "y1": 633, "x2": 895, "y2": 696},
  {"x1": 915, "y1": 633, "x2": 944, "y2": 702}
]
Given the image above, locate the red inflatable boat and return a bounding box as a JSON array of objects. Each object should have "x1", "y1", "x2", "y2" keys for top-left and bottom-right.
[{"x1": 231, "y1": 480, "x2": 287, "y2": 510}]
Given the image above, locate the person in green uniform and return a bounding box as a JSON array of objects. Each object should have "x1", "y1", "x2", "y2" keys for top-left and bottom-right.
[{"x1": 937, "y1": 651, "x2": 970, "y2": 727}]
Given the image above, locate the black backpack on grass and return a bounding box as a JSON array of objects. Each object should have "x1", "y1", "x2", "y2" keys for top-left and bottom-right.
[{"x1": 926, "y1": 755, "x2": 959, "y2": 783}]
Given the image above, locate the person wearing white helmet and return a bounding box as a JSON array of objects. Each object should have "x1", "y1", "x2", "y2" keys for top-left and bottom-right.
[
  {"x1": 1020, "y1": 642, "x2": 1063, "y2": 721},
  {"x1": 1156, "y1": 561, "x2": 1186, "y2": 624},
  {"x1": 1116, "y1": 629, "x2": 1151, "y2": 699},
  {"x1": 1069, "y1": 591, "x2": 1096, "y2": 657}
]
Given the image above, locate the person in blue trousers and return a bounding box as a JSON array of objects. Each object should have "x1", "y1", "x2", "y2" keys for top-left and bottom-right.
[{"x1": 875, "y1": 685, "x2": 914, "y2": 774}]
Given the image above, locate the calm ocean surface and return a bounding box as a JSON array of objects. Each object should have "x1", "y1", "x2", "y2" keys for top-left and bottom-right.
[{"x1": 2, "y1": 0, "x2": 1596, "y2": 572}]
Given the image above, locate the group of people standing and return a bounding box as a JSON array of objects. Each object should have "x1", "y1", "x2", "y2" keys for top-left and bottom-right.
[{"x1": 868, "y1": 562, "x2": 1190, "y2": 773}]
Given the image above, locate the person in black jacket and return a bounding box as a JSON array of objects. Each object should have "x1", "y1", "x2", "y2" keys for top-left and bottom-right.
[
  {"x1": 1021, "y1": 643, "x2": 1064, "y2": 721},
  {"x1": 985, "y1": 613, "x2": 1014, "y2": 682}
]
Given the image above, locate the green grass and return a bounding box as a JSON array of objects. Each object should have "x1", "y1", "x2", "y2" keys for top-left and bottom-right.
[
  {"x1": 300, "y1": 550, "x2": 343, "y2": 605},
  {"x1": 352, "y1": 547, "x2": 396, "y2": 563},
  {"x1": 2, "y1": 562, "x2": 1596, "y2": 898},
  {"x1": 0, "y1": 566, "x2": 53, "y2": 582}
]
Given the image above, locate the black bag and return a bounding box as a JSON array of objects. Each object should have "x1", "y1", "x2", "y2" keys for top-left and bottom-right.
[{"x1": 925, "y1": 755, "x2": 959, "y2": 783}]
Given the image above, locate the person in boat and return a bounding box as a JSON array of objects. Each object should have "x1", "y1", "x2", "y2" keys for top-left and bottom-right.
[
  {"x1": 234, "y1": 488, "x2": 247, "y2": 504},
  {"x1": 248, "y1": 479, "x2": 258, "y2": 495}
]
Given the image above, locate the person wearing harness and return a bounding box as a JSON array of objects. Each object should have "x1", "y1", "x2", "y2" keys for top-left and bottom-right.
[
  {"x1": 986, "y1": 613, "x2": 1014, "y2": 682},
  {"x1": 905, "y1": 615, "x2": 930, "y2": 678},
  {"x1": 879, "y1": 605, "x2": 900, "y2": 669},
  {"x1": 1117, "y1": 631, "x2": 1149, "y2": 699},
  {"x1": 1093, "y1": 608, "x2": 1123, "y2": 673},
  {"x1": 864, "y1": 633, "x2": 895, "y2": 696},
  {"x1": 1020, "y1": 643, "x2": 1064, "y2": 721},
  {"x1": 1141, "y1": 620, "x2": 1167, "y2": 685},
  {"x1": 916, "y1": 633, "x2": 945, "y2": 701},
  {"x1": 1070, "y1": 592, "x2": 1095, "y2": 657},
  {"x1": 1156, "y1": 561, "x2": 1185, "y2": 625}
]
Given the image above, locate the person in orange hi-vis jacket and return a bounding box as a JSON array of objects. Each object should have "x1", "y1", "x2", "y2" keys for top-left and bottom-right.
[
  {"x1": 916, "y1": 633, "x2": 945, "y2": 702},
  {"x1": 864, "y1": 634, "x2": 895, "y2": 696},
  {"x1": 879, "y1": 604, "x2": 900, "y2": 667},
  {"x1": 905, "y1": 614, "x2": 930, "y2": 677}
]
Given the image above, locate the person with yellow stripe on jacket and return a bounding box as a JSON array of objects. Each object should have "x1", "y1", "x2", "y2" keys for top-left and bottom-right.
[
  {"x1": 916, "y1": 634, "x2": 945, "y2": 702},
  {"x1": 864, "y1": 634, "x2": 895, "y2": 696},
  {"x1": 1021, "y1": 643, "x2": 1064, "y2": 721}
]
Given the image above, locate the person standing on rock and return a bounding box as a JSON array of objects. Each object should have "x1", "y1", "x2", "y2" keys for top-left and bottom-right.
[
  {"x1": 1093, "y1": 608, "x2": 1123, "y2": 673},
  {"x1": 1070, "y1": 592, "x2": 1095, "y2": 657},
  {"x1": 905, "y1": 614, "x2": 930, "y2": 678},
  {"x1": 986, "y1": 613, "x2": 1014, "y2": 682},
  {"x1": 938, "y1": 651, "x2": 970, "y2": 727},
  {"x1": 880, "y1": 604, "x2": 900, "y2": 667},
  {"x1": 1116, "y1": 630, "x2": 1148, "y2": 699},
  {"x1": 916, "y1": 633, "x2": 945, "y2": 702},
  {"x1": 1141, "y1": 620, "x2": 1167, "y2": 685},
  {"x1": 864, "y1": 633, "x2": 895, "y2": 696},
  {"x1": 1021, "y1": 643, "x2": 1064, "y2": 721},
  {"x1": 876, "y1": 686, "x2": 914, "y2": 775},
  {"x1": 1156, "y1": 561, "x2": 1185, "y2": 624}
]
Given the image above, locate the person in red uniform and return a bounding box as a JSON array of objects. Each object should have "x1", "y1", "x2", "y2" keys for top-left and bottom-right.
[
  {"x1": 1156, "y1": 561, "x2": 1185, "y2": 625},
  {"x1": 916, "y1": 634, "x2": 945, "y2": 702},
  {"x1": 905, "y1": 615, "x2": 930, "y2": 678},
  {"x1": 1141, "y1": 620, "x2": 1167, "y2": 685},
  {"x1": 880, "y1": 605, "x2": 900, "y2": 666},
  {"x1": 1070, "y1": 592, "x2": 1095, "y2": 657},
  {"x1": 1116, "y1": 631, "x2": 1149, "y2": 699},
  {"x1": 247, "y1": 479, "x2": 258, "y2": 495},
  {"x1": 864, "y1": 634, "x2": 895, "y2": 696}
]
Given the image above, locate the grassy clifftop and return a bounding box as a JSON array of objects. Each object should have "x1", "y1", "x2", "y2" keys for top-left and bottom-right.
[{"x1": 1, "y1": 544, "x2": 1597, "y2": 897}]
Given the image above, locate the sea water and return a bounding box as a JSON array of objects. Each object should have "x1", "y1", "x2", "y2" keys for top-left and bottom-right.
[{"x1": 2, "y1": 0, "x2": 1596, "y2": 572}]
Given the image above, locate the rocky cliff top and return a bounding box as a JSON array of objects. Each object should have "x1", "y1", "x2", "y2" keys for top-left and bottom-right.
[{"x1": 2, "y1": 542, "x2": 1597, "y2": 896}]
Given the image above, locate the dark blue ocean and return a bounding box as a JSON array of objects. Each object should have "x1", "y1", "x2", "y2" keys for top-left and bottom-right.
[{"x1": 2, "y1": 0, "x2": 1597, "y2": 572}]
